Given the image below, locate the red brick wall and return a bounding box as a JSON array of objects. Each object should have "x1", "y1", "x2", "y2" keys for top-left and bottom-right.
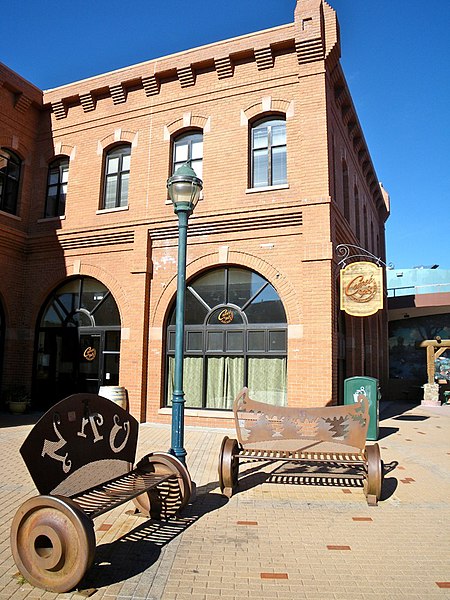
[{"x1": 0, "y1": 1, "x2": 389, "y2": 427}]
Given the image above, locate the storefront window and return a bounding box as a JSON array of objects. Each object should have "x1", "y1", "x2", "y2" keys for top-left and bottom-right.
[{"x1": 166, "y1": 267, "x2": 287, "y2": 409}]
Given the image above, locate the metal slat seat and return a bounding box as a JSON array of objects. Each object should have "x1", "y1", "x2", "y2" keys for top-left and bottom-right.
[{"x1": 70, "y1": 469, "x2": 173, "y2": 518}]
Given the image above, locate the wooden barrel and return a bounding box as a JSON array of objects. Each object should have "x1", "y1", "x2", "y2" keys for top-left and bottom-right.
[{"x1": 98, "y1": 386, "x2": 128, "y2": 411}]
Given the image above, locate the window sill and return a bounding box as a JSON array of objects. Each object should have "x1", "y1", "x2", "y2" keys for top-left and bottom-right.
[
  {"x1": 158, "y1": 407, "x2": 233, "y2": 419},
  {"x1": 37, "y1": 215, "x2": 66, "y2": 223},
  {"x1": 0, "y1": 210, "x2": 21, "y2": 221},
  {"x1": 96, "y1": 205, "x2": 129, "y2": 215},
  {"x1": 246, "y1": 184, "x2": 289, "y2": 194}
]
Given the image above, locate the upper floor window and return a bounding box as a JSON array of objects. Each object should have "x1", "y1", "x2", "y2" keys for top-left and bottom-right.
[
  {"x1": 102, "y1": 144, "x2": 131, "y2": 210},
  {"x1": 45, "y1": 157, "x2": 69, "y2": 218},
  {"x1": 172, "y1": 131, "x2": 203, "y2": 180},
  {"x1": 0, "y1": 148, "x2": 21, "y2": 215},
  {"x1": 251, "y1": 117, "x2": 287, "y2": 188}
]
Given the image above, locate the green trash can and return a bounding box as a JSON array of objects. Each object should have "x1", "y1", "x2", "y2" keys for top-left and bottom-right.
[{"x1": 344, "y1": 376, "x2": 380, "y2": 441}]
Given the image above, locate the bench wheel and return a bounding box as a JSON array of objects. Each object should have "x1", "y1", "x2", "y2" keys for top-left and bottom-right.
[
  {"x1": 10, "y1": 495, "x2": 95, "y2": 593},
  {"x1": 364, "y1": 444, "x2": 383, "y2": 506},
  {"x1": 218, "y1": 436, "x2": 240, "y2": 498},
  {"x1": 133, "y1": 452, "x2": 192, "y2": 519}
]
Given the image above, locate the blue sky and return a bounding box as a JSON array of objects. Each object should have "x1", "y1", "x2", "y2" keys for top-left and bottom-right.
[{"x1": 2, "y1": 1, "x2": 449, "y2": 270}]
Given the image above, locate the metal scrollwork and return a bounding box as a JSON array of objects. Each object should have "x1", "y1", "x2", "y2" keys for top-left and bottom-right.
[{"x1": 335, "y1": 244, "x2": 393, "y2": 271}]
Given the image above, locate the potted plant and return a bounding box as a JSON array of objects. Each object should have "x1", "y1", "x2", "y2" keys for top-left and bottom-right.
[{"x1": 3, "y1": 385, "x2": 31, "y2": 414}]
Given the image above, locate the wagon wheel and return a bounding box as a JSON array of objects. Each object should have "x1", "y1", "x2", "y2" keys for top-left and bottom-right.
[
  {"x1": 10, "y1": 495, "x2": 95, "y2": 593},
  {"x1": 364, "y1": 443, "x2": 383, "y2": 506},
  {"x1": 132, "y1": 452, "x2": 193, "y2": 519},
  {"x1": 218, "y1": 436, "x2": 240, "y2": 498}
]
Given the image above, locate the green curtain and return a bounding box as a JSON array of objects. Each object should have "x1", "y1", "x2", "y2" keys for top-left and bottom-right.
[
  {"x1": 167, "y1": 356, "x2": 203, "y2": 407},
  {"x1": 206, "y1": 356, "x2": 245, "y2": 409},
  {"x1": 248, "y1": 357, "x2": 287, "y2": 405}
]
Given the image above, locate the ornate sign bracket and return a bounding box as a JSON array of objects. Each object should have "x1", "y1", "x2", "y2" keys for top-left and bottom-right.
[{"x1": 335, "y1": 244, "x2": 392, "y2": 271}]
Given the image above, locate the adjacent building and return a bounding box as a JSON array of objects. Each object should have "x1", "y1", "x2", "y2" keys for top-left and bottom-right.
[{"x1": 0, "y1": 0, "x2": 389, "y2": 426}]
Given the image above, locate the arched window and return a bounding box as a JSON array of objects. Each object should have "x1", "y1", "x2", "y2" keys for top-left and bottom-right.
[
  {"x1": 102, "y1": 144, "x2": 131, "y2": 209},
  {"x1": 172, "y1": 131, "x2": 203, "y2": 180},
  {"x1": 251, "y1": 117, "x2": 287, "y2": 188},
  {"x1": 35, "y1": 277, "x2": 121, "y2": 408},
  {"x1": 45, "y1": 157, "x2": 69, "y2": 218},
  {"x1": 0, "y1": 148, "x2": 21, "y2": 215},
  {"x1": 165, "y1": 267, "x2": 287, "y2": 409}
]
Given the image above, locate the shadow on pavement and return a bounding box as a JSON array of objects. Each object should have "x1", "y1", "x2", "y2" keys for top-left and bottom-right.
[
  {"x1": 0, "y1": 411, "x2": 43, "y2": 428},
  {"x1": 378, "y1": 426, "x2": 399, "y2": 439},
  {"x1": 379, "y1": 401, "x2": 419, "y2": 421},
  {"x1": 233, "y1": 458, "x2": 399, "y2": 502},
  {"x1": 80, "y1": 486, "x2": 228, "y2": 591}
]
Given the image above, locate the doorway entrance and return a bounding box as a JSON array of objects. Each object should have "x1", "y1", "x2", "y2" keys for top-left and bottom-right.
[{"x1": 34, "y1": 277, "x2": 121, "y2": 408}]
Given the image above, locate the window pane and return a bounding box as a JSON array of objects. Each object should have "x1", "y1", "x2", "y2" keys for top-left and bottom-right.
[
  {"x1": 253, "y1": 149, "x2": 268, "y2": 187},
  {"x1": 120, "y1": 172, "x2": 129, "y2": 206},
  {"x1": 122, "y1": 154, "x2": 131, "y2": 171},
  {"x1": 107, "y1": 157, "x2": 120, "y2": 174},
  {"x1": 207, "y1": 331, "x2": 224, "y2": 351},
  {"x1": 167, "y1": 356, "x2": 203, "y2": 408},
  {"x1": 228, "y1": 269, "x2": 265, "y2": 307},
  {"x1": 92, "y1": 294, "x2": 120, "y2": 326},
  {"x1": 253, "y1": 127, "x2": 268, "y2": 149},
  {"x1": 183, "y1": 290, "x2": 208, "y2": 325},
  {"x1": 186, "y1": 331, "x2": 203, "y2": 352},
  {"x1": 104, "y1": 353, "x2": 120, "y2": 386},
  {"x1": 191, "y1": 159, "x2": 202, "y2": 180},
  {"x1": 81, "y1": 279, "x2": 108, "y2": 312},
  {"x1": 271, "y1": 124, "x2": 286, "y2": 146},
  {"x1": 105, "y1": 330, "x2": 121, "y2": 351},
  {"x1": 191, "y1": 141, "x2": 203, "y2": 159},
  {"x1": 61, "y1": 166, "x2": 69, "y2": 183},
  {"x1": 45, "y1": 190, "x2": 58, "y2": 217},
  {"x1": 174, "y1": 143, "x2": 189, "y2": 163},
  {"x1": 191, "y1": 270, "x2": 226, "y2": 308},
  {"x1": 49, "y1": 171, "x2": 59, "y2": 185},
  {"x1": 272, "y1": 146, "x2": 287, "y2": 185},
  {"x1": 105, "y1": 177, "x2": 118, "y2": 208},
  {"x1": 168, "y1": 330, "x2": 176, "y2": 351},
  {"x1": 248, "y1": 330, "x2": 265, "y2": 351},
  {"x1": 248, "y1": 357, "x2": 287, "y2": 405},
  {"x1": 245, "y1": 284, "x2": 287, "y2": 323},
  {"x1": 226, "y1": 331, "x2": 244, "y2": 352},
  {"x1": 269, "y1": 330, "x2": 287, "y2": 351},
  {"x1": 206, "y1": 357, "x2": 244, "y2": 409}
]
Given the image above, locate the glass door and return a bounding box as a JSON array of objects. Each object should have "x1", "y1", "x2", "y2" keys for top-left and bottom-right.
[{"x1": 79, "y1": 330, "x2": 102, "y2": 394}]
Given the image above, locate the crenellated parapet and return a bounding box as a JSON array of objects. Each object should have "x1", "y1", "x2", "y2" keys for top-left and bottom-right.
[
  {"x1": 0, "y1": 61, "x2": 43, "y2": 114},
  {"x1": 42, "y1": 2, "x2": 343, "y2": 122}
]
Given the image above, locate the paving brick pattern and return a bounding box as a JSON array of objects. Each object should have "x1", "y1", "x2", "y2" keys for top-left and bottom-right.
[{"x1": 0, "y1": 403, "x2": 449, "y2": 599}]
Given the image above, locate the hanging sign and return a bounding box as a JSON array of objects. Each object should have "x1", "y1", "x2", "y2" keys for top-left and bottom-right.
[{"x1": 340, "y1": 261, "x2": 383, "y2": 317}]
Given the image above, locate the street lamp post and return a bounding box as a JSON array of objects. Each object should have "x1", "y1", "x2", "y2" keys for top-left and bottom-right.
[{"x1": 166, "y1": 162, "x2": 203, "y2": 464}]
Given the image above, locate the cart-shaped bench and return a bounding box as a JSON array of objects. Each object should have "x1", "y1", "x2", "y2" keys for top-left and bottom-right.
[
  {"x1": 10, "y1": 393, "x2": 192, "y2": 592},
  {"x1": 218, "y1": 388, "x2": 383, "y2": 506}
]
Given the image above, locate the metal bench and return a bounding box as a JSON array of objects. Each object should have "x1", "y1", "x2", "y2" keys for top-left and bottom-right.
[
  {"x1": 218, "y1": 387, "x2": 383, "y2": 506},
  {"x1": 10, "y1": 393, "x2": 192, "y2": 593}
]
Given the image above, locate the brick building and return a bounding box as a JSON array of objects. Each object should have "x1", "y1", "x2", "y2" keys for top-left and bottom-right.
[{"x1": 0, "y1": 0, "x2": 389, "y2": 426}]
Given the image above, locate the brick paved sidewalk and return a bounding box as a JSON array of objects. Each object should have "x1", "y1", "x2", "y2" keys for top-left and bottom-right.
[{"x1": 0, "y1": 401, "x2": 449, "y2": 600}]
